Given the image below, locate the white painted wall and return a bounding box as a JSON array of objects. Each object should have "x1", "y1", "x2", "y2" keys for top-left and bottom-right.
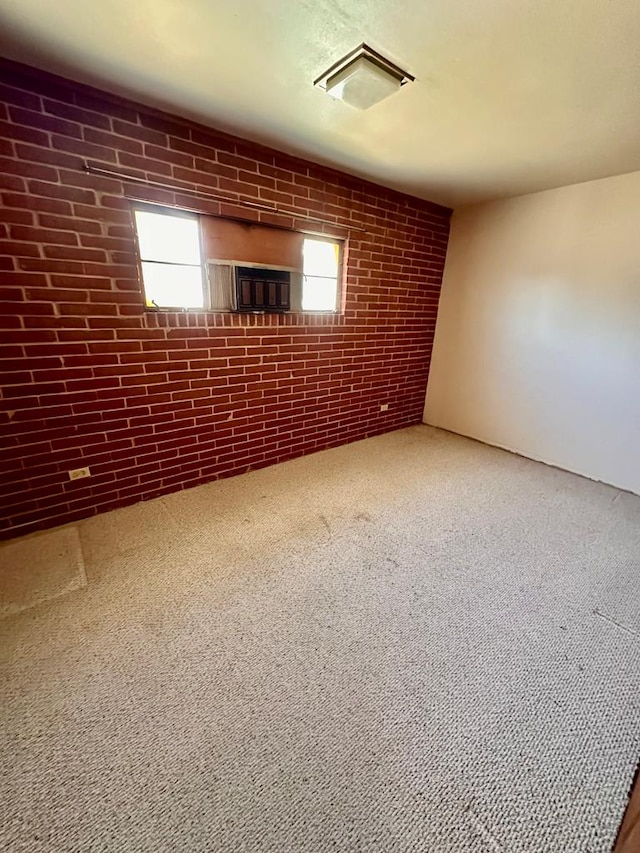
[{"x1": 424, "y1": 170, "x2": 640, "y2": 494}]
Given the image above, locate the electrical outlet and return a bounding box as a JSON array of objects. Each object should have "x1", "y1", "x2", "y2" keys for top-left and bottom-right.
[
  {"x1": 380, "y1": 403, "x2": 389, "y2": 412},
  {"x1": 68, "y1": 467, "x2": 91, "y2": 481}
]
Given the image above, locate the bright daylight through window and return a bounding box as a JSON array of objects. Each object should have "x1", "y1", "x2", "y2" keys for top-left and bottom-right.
[
  {"x1": 302, "y1": 238, "x2": 340, "y2": 312},
  {"x1": 134, "y1": 208, "x2": 204, "y2": 309},
  {"x1": 134, "y1": 206, "x2": 341, "y2": 313}
]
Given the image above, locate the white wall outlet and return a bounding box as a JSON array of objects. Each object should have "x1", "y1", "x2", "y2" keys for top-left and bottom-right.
[
  {"x1": 68, "y1": 467, "x2": 91, "y2": 481},
  {"x1": 380, "y1": 403, "x2": 389, "y2": 411}
]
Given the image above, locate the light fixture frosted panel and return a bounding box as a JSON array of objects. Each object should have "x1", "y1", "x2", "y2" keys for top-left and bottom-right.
[
  {"x1": 326, "y1": 56, "x2": 403, "y2": 109},
  {"x1": 315, "y1": 44, "x2": 413, "y2": 110}
]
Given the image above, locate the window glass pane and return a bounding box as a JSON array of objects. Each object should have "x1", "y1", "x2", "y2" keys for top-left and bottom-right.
[
  {"x1": 135, "y1": 210, "x2": 201, "y2": 265},
  {"x1": 141, "y1": 262, "x2": 204, "y2": 309},
  {"x1": 303, "y1": 238, "x2": 339, "y2": 278},
  {"x1": 302, "y1": 275, "x2": 337, "y2": 311}
]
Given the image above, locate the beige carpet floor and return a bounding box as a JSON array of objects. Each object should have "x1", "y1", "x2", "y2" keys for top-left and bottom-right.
[
  {"x1": 1, "y1": 425, "x2": 639, "y2": 852},
  {"x1": 0, "y1": 526, "x2": 86, "y2": 617}
]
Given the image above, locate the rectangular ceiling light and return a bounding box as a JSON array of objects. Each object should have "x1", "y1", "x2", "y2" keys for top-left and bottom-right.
[{"x1": 315, "y1": 43, "x2": 414, "y2": 110}]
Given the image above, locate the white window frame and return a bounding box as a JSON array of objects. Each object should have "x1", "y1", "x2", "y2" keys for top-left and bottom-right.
[
  {"x1": 301, "y1": 236, "x2": 342, "y2": 313},
  {"x1": 133, "y1": 203, "x2": 207, "y2": 311},
  {"x1": 133, "y1": 203, "x2": 343, "y2": 314}
]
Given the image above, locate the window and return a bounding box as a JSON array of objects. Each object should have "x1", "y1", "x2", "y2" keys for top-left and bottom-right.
[
  {"x1": 134, "y1": 207, "x2": 205, "y2": 309},
  {"x1": 302, "y1": 238, "x2": 340, "y2": 312},
  {"x1": 133, "y1": 204, "x2": 342, "y2": 313}
]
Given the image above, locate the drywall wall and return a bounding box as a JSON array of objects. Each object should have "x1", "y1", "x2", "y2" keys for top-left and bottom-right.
[
  {"x1": 424, "y1": 170, "x2": 640, "y2": 494},
  {"x1": 0, "y1": 59, "x2": 450, "y2": 538}
]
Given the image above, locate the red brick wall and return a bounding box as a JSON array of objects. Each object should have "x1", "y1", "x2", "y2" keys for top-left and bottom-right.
[{"x1": 0, "y1": 60, "x2": 451, "y2": 538}]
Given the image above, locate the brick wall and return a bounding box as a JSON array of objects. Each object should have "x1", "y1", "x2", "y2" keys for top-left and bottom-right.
[{"x1": 0, "y1": 59, "x2": 451, "y2": 538}]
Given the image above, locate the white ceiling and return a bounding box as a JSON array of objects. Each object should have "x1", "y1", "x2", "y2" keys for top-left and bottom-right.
[{"x1": 1, "y1": 0, "x2": 639, "y2": 207}]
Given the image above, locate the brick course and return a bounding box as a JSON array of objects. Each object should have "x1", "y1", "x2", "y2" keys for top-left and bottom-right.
[{"x1": 0, "y1": 59, "x2": 451, "y2": 538}]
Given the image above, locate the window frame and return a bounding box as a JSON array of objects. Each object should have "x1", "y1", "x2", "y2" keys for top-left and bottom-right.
[
  {"x1": 132, "y1": 202, "x2": 208, "y2": 311},
  {"x1": 301, "y1": 235, "x2": 343, "y2": 314},
  {"x1": 131, "y1": 202, "x2": 344, "y2": 315}
]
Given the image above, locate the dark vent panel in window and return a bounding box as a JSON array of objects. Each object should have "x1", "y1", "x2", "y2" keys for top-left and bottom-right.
[{"x1": 235, "y1": 266, "x2": 291, "y2": 312}]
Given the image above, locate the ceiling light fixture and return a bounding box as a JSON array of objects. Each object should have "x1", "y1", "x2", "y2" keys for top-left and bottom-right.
[{"x1": 314, "y1": 43, "x2": 414, "y2": 110}]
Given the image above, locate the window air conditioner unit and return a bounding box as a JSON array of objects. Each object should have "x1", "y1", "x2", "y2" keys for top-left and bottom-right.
[
  {"x1": 207, "y1": 261, "x2": 302, "y2": 313},
  {"x1": 235, "y1": 266, "x2": 291, "y2": 313}
]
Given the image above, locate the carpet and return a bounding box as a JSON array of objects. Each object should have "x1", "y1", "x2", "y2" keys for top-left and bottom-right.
[
  {"x1": 1, "y1": 426, "x2": 638, "y2": 851},
  {"x1": 0, "y1": 525, "x2": 85, "y2": 618}
]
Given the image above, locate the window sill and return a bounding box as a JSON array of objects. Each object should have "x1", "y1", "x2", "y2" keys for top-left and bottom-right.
[{"x1": 142, "y1": 308, "x2": 347, "y2": 328}]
